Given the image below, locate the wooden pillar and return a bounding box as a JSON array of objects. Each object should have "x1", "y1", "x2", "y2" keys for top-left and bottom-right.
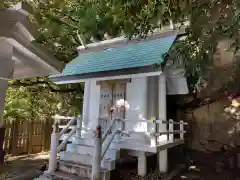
[{"x1": 158, "y1": 73, "x2": 168, "y2": 173}]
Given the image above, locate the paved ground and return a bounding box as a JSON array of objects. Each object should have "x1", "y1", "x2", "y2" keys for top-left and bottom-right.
[{"x1": 0, "y1": 153, "x2": 49, "y2": 180}]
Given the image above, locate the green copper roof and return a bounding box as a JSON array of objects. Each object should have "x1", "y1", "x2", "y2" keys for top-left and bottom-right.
[{"x1": 50, "y1": 35, "x2": 177, "y2": 78}]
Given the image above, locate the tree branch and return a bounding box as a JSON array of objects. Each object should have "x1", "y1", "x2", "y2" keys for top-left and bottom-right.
[
  {"x1": 9, "y1": 79, "x2": 81, "y2": 93},
  {"x1": 178, "y1": 88, "x2": 240, "y2": 110}
]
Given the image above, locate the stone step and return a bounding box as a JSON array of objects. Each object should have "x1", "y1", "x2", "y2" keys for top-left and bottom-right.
[
  {"x1": 58, "y1": 161, "x2": 110, "y2": 180},
  {"x1": 66, "y1": 143, "x2": 120, "y2": 160},
  {"x1": 60, "y1": 132, "x2": 94, "y2": 142},
  {"x1": 49, "y1": 171, "x2": 89, "y2": 180},
  {"x1": 58, "y1": 126, "x2": 94, "y2": 137},
  {"x1": 60, "y1": 151, "x2": 116, "y2": 170},
  {"x1": 73, "y1": 137, "x2": 121, "y2": 150}
]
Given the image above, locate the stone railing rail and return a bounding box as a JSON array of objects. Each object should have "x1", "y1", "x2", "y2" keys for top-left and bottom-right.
[
  {"x1": 47, "y1": 115, "x2": 82, "y2": 173},
  {"x1": 47, "y1": 115, "x2": 187, "y2": 180},
  {"x1": 91, "y1": 118, "x2": 125, "y2": 180}
]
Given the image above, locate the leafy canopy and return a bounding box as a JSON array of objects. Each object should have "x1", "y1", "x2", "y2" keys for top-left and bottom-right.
[
  {"x1": 1, "y1": 0, "x2": 240, "y2": 119},
  {"x1": 2, "y1": 0, "x2": 239, "y2": 89}
]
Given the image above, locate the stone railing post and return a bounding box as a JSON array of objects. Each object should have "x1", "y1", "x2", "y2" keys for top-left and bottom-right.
[
  {"x1": 115, "y1": 119, "x2": 125, "y2": 142},
  {"x1": 91, "y1": 125, "x2": 102, "y2": 180},
  {"x1": 169, "y1": 119, "x2": 174, "y2": 141},
  {"x1": 158, "y1": 119, "x2": 168, "y2": 173},
  {"x1": 76, "y1": 116, "x2": 82, "y2": 138},
  {"x1": 150, "y1": 117, "x2": 157, "y2": 147},
  {"x1": 120, "y1": 119, "x2": 125, "y2": 132},
  {"x1": 180, "y1": 120, "x2": 184, "y2": 140},
  {"x1": 48, "y1": 122, "x2": 59, "y2": 173}
]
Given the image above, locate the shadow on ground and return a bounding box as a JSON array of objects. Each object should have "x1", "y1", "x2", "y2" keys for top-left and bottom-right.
[
  {"x1": 2, "y1": 150, "x2": 240, "y2": 180},
  {"x1": 0, "y1": 153, "x2": 49, "y2": 180}
]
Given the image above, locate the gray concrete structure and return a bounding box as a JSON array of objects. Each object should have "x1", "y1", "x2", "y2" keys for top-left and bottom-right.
[{"x1": 0, "y1": 2, "x2": 64, "y2": 124}]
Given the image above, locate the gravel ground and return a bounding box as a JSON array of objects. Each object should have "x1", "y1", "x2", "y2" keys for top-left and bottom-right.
[
  {"x1": 0, "y1": 153, "x2": 49, "y2": 180},
  {"x1": 116, "y1": 169, "x2": 167, "y2": 180},
  {"x1": 1, "y1": 154, "x2": 170, "y2": 180},
  {"x1": 111, "y1": 157, "x2": 170, "y2": 180},
  {"x1": 2, "y1": 152, "x2": 239, "y2": 180}
]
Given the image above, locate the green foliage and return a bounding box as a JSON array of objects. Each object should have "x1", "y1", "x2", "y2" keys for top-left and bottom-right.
[
  {"x1": 169, "y1": 0, "x2": 240, "y2": 92},
  {"x1": 4, "y1": 85, "x2": 81, "y2": 121},
  {"x1": 3, "y1": 0, "x2": 240, "y2": 82},
  {"x1": 2, "y1": 0, "x2": 240, "y2": 121},
  {"x1": 30, "y1": 0, "x2": 240, "y2": 92}
]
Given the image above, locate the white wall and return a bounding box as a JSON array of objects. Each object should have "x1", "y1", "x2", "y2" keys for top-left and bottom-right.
[
  {"x1": 83, "y1": 77, "x2": 149, "y2": 137},
  {"x1": 83, "y1": 77, "x2": 151, "y2": 131},
  {"x1": 86, "y1": 80, "x2": 100, "y2": 130},
  {"x1": 125, "y1": 77, "x2": 148, "y2": 133}
]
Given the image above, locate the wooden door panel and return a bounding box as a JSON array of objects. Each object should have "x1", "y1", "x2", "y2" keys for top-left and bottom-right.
[
  {"x1": 99, "y1": 83, "x2": 113, "y2": 120},
  {"x1": 112, "y1": 83, "x2": 126, "y2": 119},
  {"x1": 99, "y1": 82, "x2": 126, "y2": 131}
]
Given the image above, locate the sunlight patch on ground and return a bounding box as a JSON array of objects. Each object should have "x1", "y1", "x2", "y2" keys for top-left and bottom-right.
[{"x1": 7, "y1": 152, "x2": 49, "y2": 162}]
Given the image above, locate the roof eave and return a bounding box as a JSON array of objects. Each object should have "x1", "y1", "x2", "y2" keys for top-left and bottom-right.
[
  {"x1": 77, "y1": 28, "x2": 186, "y2": 54},
  {"x1": 50, "y1": 65, "x2": 162, "y2": 84}
]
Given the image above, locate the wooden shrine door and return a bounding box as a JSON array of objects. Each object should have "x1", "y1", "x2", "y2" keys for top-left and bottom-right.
[{"x1": 99, "y1": 81, "x2": 126, "y2": 131}]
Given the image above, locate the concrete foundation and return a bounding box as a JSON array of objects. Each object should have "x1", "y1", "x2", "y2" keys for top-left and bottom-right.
[{"x1": 138, "y1": 152, "x2": 147, "y2": 176}]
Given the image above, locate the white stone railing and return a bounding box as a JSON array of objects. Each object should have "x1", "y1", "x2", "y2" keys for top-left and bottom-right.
[
  {"x1": 48, "y1": 115, "x2": 82, "y2": 173},
  {"x1": 47, "y1": 116, "x2": 187, "y2": 178},
  {"x1": 99, "y1": 118, "x2": 109, "y2": 133},
  {"x1": 119, "y1": 119, "x2": 187, "y2": 177},
  {"x1": 91, "y1": 118, "x2": 125, "y2": 180},
  {"x1": 91, "y1": 118, "x2": 187, "y2": 179},
  {"x1": 118, "y1": 119, "x2": 187, "y2": 146},
  {"x1": 101, "y1": 119, "x2": 125, "y2": 159},
  {"x1": 153, "y1": 119, "x2": 187, "y2": 141}
]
